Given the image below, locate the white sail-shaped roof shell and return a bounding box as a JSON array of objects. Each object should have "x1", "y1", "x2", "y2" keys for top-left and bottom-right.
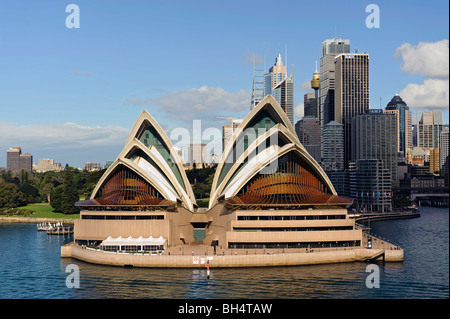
[
  {"x1": 90, "y1": 110, "x2": 196, "y2": 211},
  {"x1": 209, "y1": 95, "x2": 337, "y2": 208}
]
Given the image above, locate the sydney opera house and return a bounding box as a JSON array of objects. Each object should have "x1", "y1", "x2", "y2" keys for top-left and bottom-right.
[{"x1": 62, "y1": 96, "x2": 403, "y2": 267}]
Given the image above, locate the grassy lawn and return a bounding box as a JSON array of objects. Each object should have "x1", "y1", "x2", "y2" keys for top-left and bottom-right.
[{"x1": 17, "y1": 203, "x2": 80, "y2": 219}]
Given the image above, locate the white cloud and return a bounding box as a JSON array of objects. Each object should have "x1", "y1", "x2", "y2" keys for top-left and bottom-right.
[
  {"x1": 296, "y1": 79, "x2": 313, "y2": 91},
  {"x1": 126, "y1": 86, "x2": 251, "y2": 127},
  {"x1": 243, "y1": 51, "x2": 264, "y2": 66},
  {"x1": 394, "y1": 39, "x2": 449, "y2": 79},
  {"x1": 399, "y1": 78, "x2": 449, "y2": 109},
  {"x1": 294, "y1": 103, "x2": 304, "y2": 120},
  {"x1": 0, "y1": 121, "x2": 129, "y2": 150}
]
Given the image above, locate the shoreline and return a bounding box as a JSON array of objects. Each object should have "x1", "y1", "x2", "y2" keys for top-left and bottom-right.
[{"x1": 0, "y1": 216, "x2": 75, "y2": 224}]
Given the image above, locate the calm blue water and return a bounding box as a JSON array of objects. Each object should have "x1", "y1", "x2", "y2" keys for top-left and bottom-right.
[{"x1": 0, "y1": 206, "x2": 447, "y2": 299}]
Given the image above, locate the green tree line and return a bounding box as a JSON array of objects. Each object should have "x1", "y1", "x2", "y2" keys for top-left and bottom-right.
[
  {"x1": 0, "y1": 164, "x2": 218, "y2": 213},
  {"x1": 0, "y1": 166, "x2": 105, "y2": 214}
]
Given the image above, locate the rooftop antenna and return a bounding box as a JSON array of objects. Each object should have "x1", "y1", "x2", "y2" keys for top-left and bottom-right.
[{"x1": 315, "y1": 60, "x2": 318, "y2": 73}]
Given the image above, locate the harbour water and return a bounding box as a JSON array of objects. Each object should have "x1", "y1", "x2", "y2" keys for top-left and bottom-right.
[{"x1": 0, "y1": 206, "x2": 447, "y2": 299}]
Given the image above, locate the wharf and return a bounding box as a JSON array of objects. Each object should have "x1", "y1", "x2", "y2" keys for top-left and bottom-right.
[
  {"x1": 47, "y1": 225, "x2": 73, "y2": 235},
  {"x1": 349, "y1": 210, "x2": 420, "y2": 223}
]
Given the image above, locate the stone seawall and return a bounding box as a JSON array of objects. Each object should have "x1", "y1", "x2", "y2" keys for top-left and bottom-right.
[
  {"x1": 0, "y1": 216, "x2": 75, "y2": 224},
  {"x1": 61, "y1": 243, "x2": 403, "y2": 268}
]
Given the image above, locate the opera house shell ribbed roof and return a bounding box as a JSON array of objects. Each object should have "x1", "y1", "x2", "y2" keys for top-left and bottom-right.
[
  {"x1": 77, "y1": 110, "x2": 196, "y2": 212},
  {"x1": 209, "y1": 95, "x2": 351, "y2": 210}
]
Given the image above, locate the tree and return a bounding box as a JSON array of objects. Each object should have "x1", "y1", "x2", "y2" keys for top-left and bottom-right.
[
  {"x1": 61, "y1": 166, "x2": 79, "y2": 214},
  {"x1": 19, "y1": 183, "x2": 40, "y2": 203},
  {"x1": 50, "y1": 166, "x2": 79, "y2": 214},
  {"x1": 50, "y1": 185, "x2": 64, "y2": 212},
  {"x1": 0, "y1": 181, "x2": 27, "y2": 208}
]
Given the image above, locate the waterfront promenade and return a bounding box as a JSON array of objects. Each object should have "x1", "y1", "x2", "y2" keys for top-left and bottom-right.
[{"x1": 61, "y1": 230, "x2": 403, "y2": 268}]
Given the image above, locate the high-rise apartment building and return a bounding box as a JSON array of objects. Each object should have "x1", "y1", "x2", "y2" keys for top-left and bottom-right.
[
  {"x1": 383, "y1": 94, "x2": 412, "y2": 157},
  {"x1": 352, "y1": 111, "x2": 398, "y2": 183},
  {"x1": 334, "y1": 53, "x2": 370, "y2": 168},
  {"x1": 319, "y1": 38, "x2": 350, "y2": 127},
  {"x1": 264, "y1": 53, "x2": 294, "y2": 125},
  {"x1": 6, "y1": 147, "x2": 33, "y2": 172},
  {"x1": 418, "y1": 110, "x2": 443, "y2": 149}
]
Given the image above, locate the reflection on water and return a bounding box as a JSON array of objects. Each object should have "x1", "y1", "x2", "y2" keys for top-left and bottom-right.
[
  {"x1": 0, "y1": 206, "x2": 448, "y2": 299},
  {"x1": 62, "y1": 259, "x2": 376, "y2": 299}
]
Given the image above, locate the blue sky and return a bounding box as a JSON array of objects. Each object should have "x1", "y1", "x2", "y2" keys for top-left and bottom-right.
[{"x1": 0, "y1": 0, "x2": 448, "y2": 168}]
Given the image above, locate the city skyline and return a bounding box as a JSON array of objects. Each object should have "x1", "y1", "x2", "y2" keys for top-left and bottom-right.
[{"x1": 0, "y1": 0, "x2": 448, "y2": 168}]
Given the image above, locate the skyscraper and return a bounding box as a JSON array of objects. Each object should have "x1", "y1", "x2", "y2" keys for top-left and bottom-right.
[
  {"x1": 334, "y1": 52, "x2": 370, "y2": 168},
  {"x1": 319, "y1": 38, "x2": 350, "y2": 127},
  {"x1": 418, "y1": 110, "x2": 443, "y2": 148},
  {"x1": 304, "y1": 93, "x2": 317, "y2": 117},
  {"x1": 295, "y1": 117, "x2": 321, "y2": 163},
  {"x1": 6, "y1": 147, "x2": 33, "y2": 172},
  {"x1": 348, "y1": 159, "x2": 392, "y2": 213},
  {"x1": 352, "y1": 110, "x2": 398, "y2": 183},
  {"x1": 188, "y1": 143, "x2": 206, "y2": 167},
  {"x1": 264, "y1": 53, "x2": 294, "y2": 125},
  {"x1": 383, "y1": 94, "x2": 412, "y2": 157},
  {"x1": 323, "y1": 121, "x2": 344, "y2": 171}
]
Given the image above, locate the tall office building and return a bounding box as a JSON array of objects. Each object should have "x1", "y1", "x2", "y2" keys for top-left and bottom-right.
[
  {"x1": 264, "y1": 53, "x2": 294, "y2": 125},
  {"x1": 348, "y1": 159, "x2": 392, "y2": 213},
  {"x1": 319, "y1": 38, "x2": 350, "y2": 127},
  {"x1": 295, "y1": 117, "x2": 321, "y2": 163},
  {"x1": 383, "y1": 94, "x2": 412, "y2": 156},
  {"x1": 6, "y1": 147, "x2": 33, "y2": 172},
  {"x1": 334, "y1": 53, "x2": 370, "y2": 168},
  {"x1": 418, "y1": 110, "x2": 443, "y2": 149},
  {"x1": 352, "y1": 111, "x2": 398, "y2": 183},
  {"x1": 323, "y1": 121, "x2": 346, "y2": 196},
  {"x1": 304, "y1": 93, "x2": 318, "y2": 117},
  {"x1": 6, "y1": 147, "x2": 21, "y2": 172},
  {"x1": 188, "y1": 143, "x2": 206, "y2": 167},
  {"x1": 323, "y1": 121, "x2": 344, "y2": 171}
]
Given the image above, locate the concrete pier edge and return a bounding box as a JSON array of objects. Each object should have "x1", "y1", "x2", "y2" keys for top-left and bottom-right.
[{"x1": 61, "y1": 242, "x2": 403, "y2": 268}]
